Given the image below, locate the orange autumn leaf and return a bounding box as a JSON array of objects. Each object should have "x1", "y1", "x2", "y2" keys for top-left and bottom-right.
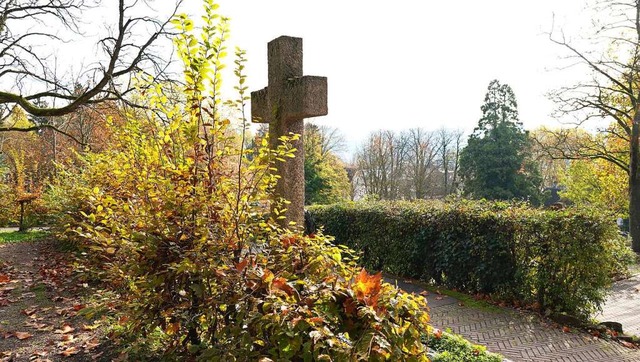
[
  {"x1": 343, "y1": 297, "x2": 357, "y2": 315},
  {"x1": 21, "y1": 307, "x2": 36, "y2": 316},
  {"x1": 234, "y1": 259, "x2": 248, "y2": 272},
  {"x1": 59, "y1": 346, "x2": 79, "y2": 356},
  {"x1": 281, "y1": 235, "x2": 300, "y2": 248},
  {"x1": 433, "y1": 329, "x2": 443, "y2": 340},
  {"x1": 85, "y1": 338, "x2": 100, "y2": 350},
  {"x1": 352, "y1": 269, "x2": 382, "y2": 307},
  {"x1": 562, "y1": 326, "x2": 571, "y2": 333},
  {"x1": 14, "y1": 331, "x2": 32, "y2": 340},
  {"x1": 213, "y1": 268, "x2": 227, "y2": 278},
  {"x1": 0, "y1": 274, "x2": 9, "y2": 283},
  {"x1": 272, "y1": 277, "x2": 295, "y2": 297},
  {"x1": 262, "y1": 269, "x2": 274, "y2": 284},
  {"x1": 166, "y1": 322, "x2": 180, "y2": 335},
  {"x1": 54, "y1": 324, "x2": 75, "y2": 334}
]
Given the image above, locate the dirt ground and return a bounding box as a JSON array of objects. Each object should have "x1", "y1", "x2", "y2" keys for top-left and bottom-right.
[{"x1": 0, "y1": 240, "x2": 109, "y2": 362}]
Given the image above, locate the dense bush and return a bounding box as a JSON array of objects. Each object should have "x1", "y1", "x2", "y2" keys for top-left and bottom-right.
[
  {"x1": 309, "y1": 200, "x2": 634, "y2": 319},
  {"x1": 426, "y1": 328, "x2": 502, "y2": 362},
  {"x1": 51, "y1": 3, "x2": 432, "y2": 359}
]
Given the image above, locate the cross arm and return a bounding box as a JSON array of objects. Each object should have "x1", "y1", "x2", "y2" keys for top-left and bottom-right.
[
  {"x1": 251, "y1": 87, "x2": 270, "y2": 123},
  {"x1": 281, "y1": 76, "x2": 328, "y2": 122}
]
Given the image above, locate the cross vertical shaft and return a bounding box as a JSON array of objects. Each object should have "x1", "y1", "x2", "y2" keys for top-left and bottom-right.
[{"x1": 251, "y1": 36, "x2": 328, "y2": 228}]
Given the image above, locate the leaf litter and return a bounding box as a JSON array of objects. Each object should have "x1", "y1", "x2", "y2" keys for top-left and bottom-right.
[{"x1": 0, "y1": 240, "x2": 108, "y2": 361}]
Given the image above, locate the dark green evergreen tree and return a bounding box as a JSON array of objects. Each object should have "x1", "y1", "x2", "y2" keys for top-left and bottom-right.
[{"x1": 460, "y1": 80, "x2": 542, "y2": 204}]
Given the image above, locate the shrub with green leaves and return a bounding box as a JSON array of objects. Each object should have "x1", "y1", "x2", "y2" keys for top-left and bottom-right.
[
  {"x1": 426, "y1": 328, "x2": 502, "y2": 362},
  {"x1": 309, "y1": 200, "x2": 633, "y2": 320},
  {"x1": 51, "y1": 2, "x2": 432, "y2": 359}
]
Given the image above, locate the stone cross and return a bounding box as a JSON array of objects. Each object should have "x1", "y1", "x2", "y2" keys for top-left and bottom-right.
[{"x1": 251, "y1": 36, "x2": 328, "y2": 228}]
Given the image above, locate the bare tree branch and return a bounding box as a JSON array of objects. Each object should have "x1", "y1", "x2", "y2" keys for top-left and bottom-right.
[{"x1": 0, "y1": 0, "x2": 183, "y2": 128}]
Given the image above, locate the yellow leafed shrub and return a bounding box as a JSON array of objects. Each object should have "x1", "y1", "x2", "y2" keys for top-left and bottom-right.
[{"x1": 50, "y1": 1, "x2": 432, "y2": 360}]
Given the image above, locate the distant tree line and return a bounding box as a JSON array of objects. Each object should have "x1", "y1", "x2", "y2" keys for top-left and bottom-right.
[{"x1": 353, "y1": 128, "x2": 464, "y2": 200}]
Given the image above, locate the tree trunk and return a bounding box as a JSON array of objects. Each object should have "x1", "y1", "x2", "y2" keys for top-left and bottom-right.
[
  {"x1": 18, "y1": 201, "x2": 25, "y2": 232},
  {"x1": 630, "y1": 111, "x2": 640, "y2": 252}
]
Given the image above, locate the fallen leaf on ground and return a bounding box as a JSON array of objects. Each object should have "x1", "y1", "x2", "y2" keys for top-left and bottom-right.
[
  {"x1": 562, "y1": 326, "x2": 571, "y2": 333},
  {"x1": 54, "y1": 324, "x2": 74, "y2": 334},
  {"x1": 60, "y1": 334, "x2": 75, "y2": 344},
  {"x1": 59, "y1": 346, "x2": 79, "y2": 356},
  {"x1": 14, "y1": 331, "x2": 33, "y2": 340},
  {"x1": 31, "y1": 350, "x2": 49, "y2": 358},
  {"x1": 621, "y1": 340, "x2": 637, "y2": 349},
  {"x1": 81, "y1": 323, "x2": 99, "y2": 331},
  {"x1": 85, "y1": 338, "x2": 100, "y2": 350},
  {"x1": 72, "y1": 304, "x2": 85, "y2": 311},
  {"x1": 0, "y1": 275, "x2": 9, "y2": 283},
  {"x1": 21, "y1": 307, "x2": 37, "y2": 316}
]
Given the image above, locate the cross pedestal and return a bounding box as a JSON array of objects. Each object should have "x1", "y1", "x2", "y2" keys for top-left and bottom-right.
[{"x1": 251, "y1": 36, "x2": 328, "y2": 228}]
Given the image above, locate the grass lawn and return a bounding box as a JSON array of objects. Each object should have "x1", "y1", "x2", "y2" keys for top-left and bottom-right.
[{"x1": 0, "y1": 230, "x2": 49, "y2": 243}]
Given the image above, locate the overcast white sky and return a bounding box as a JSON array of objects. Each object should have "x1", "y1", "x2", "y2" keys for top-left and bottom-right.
[{"x1": 177, "y1": 1, "x2": 595, "y2": 156}]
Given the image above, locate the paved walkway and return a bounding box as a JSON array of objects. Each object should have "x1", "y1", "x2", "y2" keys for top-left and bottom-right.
[
  {"x1": 389, "y1": 277, "x2": 640, "y2": 362},
  {"x1": 598, "y1": 274, "x2": 640, "y2": 337}
]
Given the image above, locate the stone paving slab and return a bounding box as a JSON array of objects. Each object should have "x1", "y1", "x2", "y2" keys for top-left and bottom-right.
[
  {"x1": 597, "y1": 274, "x2": 640, "y2": 337},
  {"x1": 389, "y1": 277, "x2": 640, "y2": 362}
]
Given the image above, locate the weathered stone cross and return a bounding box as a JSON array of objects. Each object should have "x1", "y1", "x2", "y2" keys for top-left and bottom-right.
[{"x1": 251, "y1": 36, "x2": 328, "y2": 228}]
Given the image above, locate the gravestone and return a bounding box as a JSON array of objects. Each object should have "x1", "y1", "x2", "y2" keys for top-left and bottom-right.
[{"x1": 251, "y1": 36, "x2": 328, "y2": 228}]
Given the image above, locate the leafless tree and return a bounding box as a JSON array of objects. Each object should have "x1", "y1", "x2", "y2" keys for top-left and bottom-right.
[
  {"x1": 405, "y1": 128, "x2": 438, "y2": 199},
  {"x1": 546, "y1": 0, "x2": 640, "y2": 251},
  {"x1": 0, "y1": 0, "x2": 183, "y2": 141},
  {"x1": 356, "y1": 130, "x2": 408, "y2": 200},
  {"x1": 436, "y1": 128, "x2": 464, "y2": 196},
  {"x1": 355, "y1": 128, "x2": 465, "y2": 200}
]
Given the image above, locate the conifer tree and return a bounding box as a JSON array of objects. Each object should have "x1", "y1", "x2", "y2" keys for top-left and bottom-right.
[{"x1": 460, "y1": 80, "x2": 542, "y2": 204}]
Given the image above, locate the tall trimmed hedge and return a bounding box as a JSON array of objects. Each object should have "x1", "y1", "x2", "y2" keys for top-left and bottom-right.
[{"x1": 308, "y1": 200, "x2": 632, "y2": 319}]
